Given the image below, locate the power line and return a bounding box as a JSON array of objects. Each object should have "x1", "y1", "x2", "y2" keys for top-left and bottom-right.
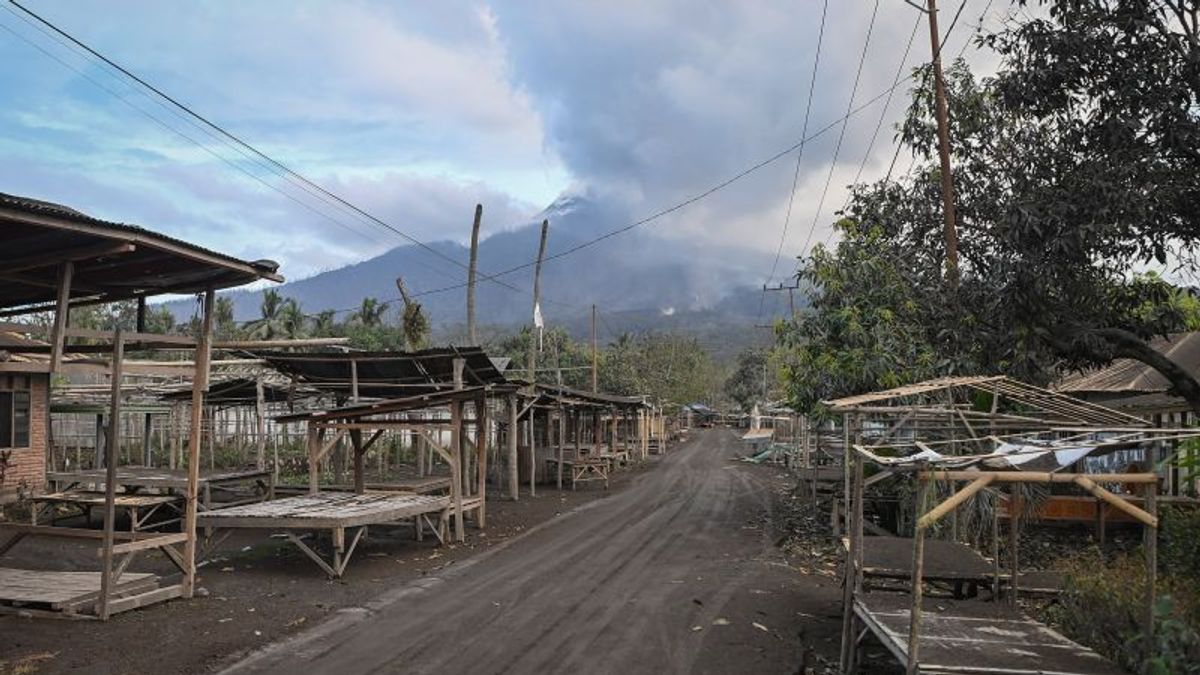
[
  {"x1": 793, "y1": 0, "x2": 881, "y2": 267},
  {"x1": 6, "y1": 1, "x2": 958, "y2": 320},
  {"x1": 827, "y1": 0, "x2": 973, "y2": 248},
  {"x1": 6, "y1": 0, "x2": 567, "y2": 306},
  {"x1": 756, "y1": 0, "x2": 830, "y2": 323}
]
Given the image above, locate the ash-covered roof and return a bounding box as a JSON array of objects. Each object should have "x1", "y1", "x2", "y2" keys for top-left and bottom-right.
[
  {"x1": 1056, "y1": 332, "x2": 1200, "y2": 395},
  {"x1": 0, "y1": 191, "x2": 283, "y2": 312},
  {"x1": 254, "y1": 346, "x2": 508, "y2": 399}
]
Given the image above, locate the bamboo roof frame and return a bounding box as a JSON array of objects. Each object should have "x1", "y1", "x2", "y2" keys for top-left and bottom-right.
[
  {"x1": 824, "y1": 375, "x2": 1147, "y2": 429},
  {"x1": 840, "y1": 445, "x2": 1158, "y2": 675}
]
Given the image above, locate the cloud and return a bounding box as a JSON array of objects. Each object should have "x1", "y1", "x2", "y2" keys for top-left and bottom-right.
[
  {"x1": 0, "y1": 0, "x2": 1005, "y2": 287},
  {"x1": 492, "y1": 0, "x2": 998, "y2": 257}
]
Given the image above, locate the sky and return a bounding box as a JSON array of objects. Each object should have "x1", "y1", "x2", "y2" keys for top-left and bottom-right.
[{"x1": 0, "y1": 0, "x2": 1004, "y2": 284}]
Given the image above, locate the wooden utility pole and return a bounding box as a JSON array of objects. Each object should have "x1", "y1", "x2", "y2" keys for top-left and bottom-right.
[
  {"x1": 925, "y1": 0, "x2": 960, "y2": 287},
  {"x1": 527, "y1": 220, "x2": 549, "y2": 388},
  {"x1": 526, "y1": 220, "x2": 549, "y2": 498},
  {"x1": 466, "y1": 203, "x2": 483, "y2": 344},
  {"x1": 591, "y1": 304, "x2": 598, "y2": 393}
]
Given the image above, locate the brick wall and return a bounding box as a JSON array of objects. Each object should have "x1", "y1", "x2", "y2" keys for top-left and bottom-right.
[{"x1": 0, "y1": 373, "x2": 48, "y2": 503}]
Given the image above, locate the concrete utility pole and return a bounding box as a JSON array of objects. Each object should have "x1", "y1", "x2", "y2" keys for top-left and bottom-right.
[
  {"x1": 466, "y1": 203, "x2": 483, "y2": 344},
  {"x1": 924, "y1": 0, "x2": 960, "y2": 288}
]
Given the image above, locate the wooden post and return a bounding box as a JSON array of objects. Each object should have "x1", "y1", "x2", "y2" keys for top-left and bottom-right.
[
  {"x1": 476, "y1": 395, "x2": 488, "y2": 526},
  {"x1": 142, "y1": 412, "x2": 153, "y2": 466},
  {"x1": 452, "y1": 358, "x2": 465, "y2": 540},
  {"x1": 98, "y1": 330, "x2": 123, "y2": 620},
  {"x1": 351, "y1": 429, "x2": 365, "y2": 494},
  {"x1": 906, "y1": 474, "x2": 930, "y2": 675},
  {"x1": 839, "y1": 447, "x2": 864, "y2": 672},
  {"x1": 1008, "y1": 483, "x2": 1019, "y2": 607},
  {"x1": 528, "y1": 407, "x2": 537, "y2": 497},
  {"x1": 50, "y1": 261, "x2": 73, "y2": 372},
  {"x1": 992, "y1": 491, "x2": 1001, "y2": 600},
  {"x1": 1144, "y1": 479, "x2": 1158, "y2": 642},
  {"x1": 255, "y1": 377, "x2": 267, "y2": 471},
  {"x1": 507, "y1": 395, "x2": 519, "y2": 500},
  {"x1": 557, "y1": 407, "x2": 565, "y2": 490},
  {"x1": 306, "y1": 425, "x2": 321, "y2": 494},
  {"x1": 466, "y1": 203, "x2": 482, "y2": 345},
  {"x1": 182, "y1": 288, "x2": 214, "y2": 599}
]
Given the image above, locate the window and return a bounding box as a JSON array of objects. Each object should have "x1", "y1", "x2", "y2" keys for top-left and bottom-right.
[{"x1": 0, "y1": 389, "x2": 30, "y2": 449}]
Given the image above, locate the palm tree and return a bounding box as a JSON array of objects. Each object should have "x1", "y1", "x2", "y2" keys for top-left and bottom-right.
[
  {"x1": 279, "y1": 299, "x2": 307, "y2": 339},
  {"x1": 354, "y1": 297, "x2": 387, "y2": 327},
  {"x1": 246, "y1": 289, "x2": 285, "y2": 339},
  {"x1": 312, "y1": 309, "x2": 337, "y2": 337}
]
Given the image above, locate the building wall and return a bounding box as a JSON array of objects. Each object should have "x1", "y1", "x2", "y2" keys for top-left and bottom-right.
[{"x1": 0, "y1": 373, "x2": 48, "y2": 503}]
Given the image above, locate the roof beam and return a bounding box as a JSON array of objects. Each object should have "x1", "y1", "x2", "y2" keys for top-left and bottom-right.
[{"x1": 7, "y1": 241, "x2": 135, "y2": 274}]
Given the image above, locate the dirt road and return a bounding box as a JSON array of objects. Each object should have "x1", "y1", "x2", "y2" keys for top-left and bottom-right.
[{"x1": 221, "y1": 429, "x2": 841, "y2": 675}]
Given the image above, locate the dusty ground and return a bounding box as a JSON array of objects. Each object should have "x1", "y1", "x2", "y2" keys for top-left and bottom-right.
[{"x1": 1, "y1": 430, "x2": 845, "y2": 675}]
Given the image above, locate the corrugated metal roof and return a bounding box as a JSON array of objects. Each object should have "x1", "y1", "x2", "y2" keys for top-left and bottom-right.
[
  {"x1": 255, "y1": 346, "x2": 508, "y2": 398},
  {"x1": 0, "y1": 192, "x2": 281, "y2": 275},
  {"x1": 0, "y1": 191, "x2": 283, "y2": 310},
  {"x1": 1055, "y1": 332, "x2": 1200, "y2": 394}
]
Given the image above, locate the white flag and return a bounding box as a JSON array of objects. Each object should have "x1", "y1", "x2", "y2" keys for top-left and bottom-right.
[{"x1": 533, "y1": 302, "x2": 545, "y2": 351}]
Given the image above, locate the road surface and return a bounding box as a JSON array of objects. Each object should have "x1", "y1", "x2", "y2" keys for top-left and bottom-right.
[{"x1": 221, "y1": 429, "x2": 830, "y2": 675}]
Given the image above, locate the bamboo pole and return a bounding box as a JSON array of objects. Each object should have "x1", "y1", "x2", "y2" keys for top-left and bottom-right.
[
  {"x1": 1073, "y1": 475, "x2": 1157, "y2": 527},
  {"x1": 917, "y1": 475, "x2": 994, "y2": 530}
]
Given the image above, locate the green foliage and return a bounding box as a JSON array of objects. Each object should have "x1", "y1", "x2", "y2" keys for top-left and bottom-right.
[
  {"x1": 724, "y1": 347, "x2": 779, "y2": 412},
  {"x1": 492, "y1": 326, "x2": 721, "y2": 406},
  {"x1": 774, "y1": 218, "x2": 942, "y2": 415},
  {"x1": 1048, "y1": 549, "x2": 1200, "y2": 674},
  {"x1": 779, "y1": 2, "x2": 1200, "y2": 414}
]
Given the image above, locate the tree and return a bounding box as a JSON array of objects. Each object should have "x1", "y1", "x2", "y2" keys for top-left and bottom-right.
[
  {"x1": 245, "y1": 289, "x2": 299, "y2": 340},
  {"x1": 396, "y1": 279, "x2": 430, "y2": 351},
  {"x1": 776, "y1": 216, "x2": 942, "y2": 415},
  {"x1": 724, "y1": 347, "x2": 775, "y2": 413},
  {"x1": 353, "y1": 297, "x2": 387, "y2": 328}
]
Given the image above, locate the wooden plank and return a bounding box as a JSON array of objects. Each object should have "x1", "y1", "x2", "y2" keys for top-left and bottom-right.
[
  {"x1": 0, "y1": 568, "x2": 156, "y2": 606},
  {"x1": 103, "y1": 583, "x2": 183, "y2": 616},
  {"x1": 105, "y1": 533, "x2": 189, "y2": 556}
]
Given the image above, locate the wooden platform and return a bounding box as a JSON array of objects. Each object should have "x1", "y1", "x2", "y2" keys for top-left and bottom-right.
[
  {"x1": 31, "y1": 491, "x2": 182, "y2": 531},
  {"x1": 0, "y1": 567, "x2": 178, "y2": 619},
  {"x1": 853, "y1": 594, "x2": 1127, "y2": 675},
  {"x1": 47, "y1": 467, "x2": 273, "y2": 511},
  {"x1": 197, "y1": 492, "x2": 452, "y2": 577},
  {"x1": 275, "y1": 476, "x2": 452, "y2": 497},
  {"x1": 860, "y1": 536, "x2": 994, "y2": 582},
  {"x1": 48, "y1": 467, "x2": 270, "y2": 490},
  {"x1": 197, "y1": 492, "x2": 450, "y2": 529}
]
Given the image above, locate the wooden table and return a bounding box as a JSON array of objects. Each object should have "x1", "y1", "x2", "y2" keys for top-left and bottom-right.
[
  {"x1": 46, "y1": 467, "x2": 274, "y2": 512},
  {"x1": 31, "y1": 491, "x2": 183, "y2": 532},
  {"x1": 197, "y1": 492, "x2": 452, "y2": 577},
  {"x1": 545, "y1": 457, "x2": 610, "y2": 490}
]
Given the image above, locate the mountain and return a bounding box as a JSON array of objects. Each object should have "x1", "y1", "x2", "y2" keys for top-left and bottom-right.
[{"x1": 169, "y1": 193, "x2": 790, "y2": 342}]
